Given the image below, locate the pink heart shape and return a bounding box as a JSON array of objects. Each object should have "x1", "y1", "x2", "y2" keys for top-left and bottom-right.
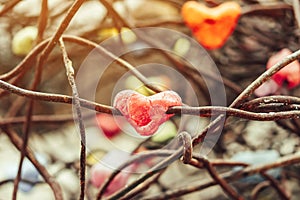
[
  {"x1": 267, "y1": 48, "x2": 300, "y2": 88},
  {"x1": 90, "y1": 150, "x2": 131, "y2": 196},
  {"x1": 113, "y1": 90, "x2": 182, "y2": 136}
]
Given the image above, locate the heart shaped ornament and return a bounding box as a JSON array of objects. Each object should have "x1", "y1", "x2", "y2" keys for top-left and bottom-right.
[
  {"x1": 181, "y1": 1, "x2": 241, "y2": 49},
  {"x1": 113, "y1": 90, "x2": 182, "y2": 136}
]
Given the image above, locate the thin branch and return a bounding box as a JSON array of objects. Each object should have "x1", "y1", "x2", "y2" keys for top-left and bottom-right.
[
  {"x1": 121, "y1": 171, "x2": 165, "y2": 200},
  {"x1": 36, "y1": 0, "x2": 48, "y2": 44},
  {"x1": 169, "y1": 105, "x2": 300, "y2": 121},
  {"x1": 251, "y1": 181, "x2": 271, "y2": 200},
  {"x1": 260, "y1": 172, "x2": 290, "y2": 200},
  {"x1": 58, "y1": 37, "x2": 86, "y2": 200},
  {"x1": 113, "y1": 133, "x2": 190, "y2": 200},
  {"x1": 142, "y1": 152, "x2": 300, "y2": 200},
  {"x1": 0, "y1": 113, "x2": 93, "y2": 126},
  {"x1": 192, "y1": 156, "x2": 249, "y2": 168},
  {"x1": 0, "y1": 79, "x2": 116, "y2": 113},
  {"x1": 291, "y1": 118, "x2": 300, "y2": 131},
  {"x1": 0, "y1": 178, "x2": 44, "y2": 187},
  {"x1": 244, "y1": 103, "x2": 300, "y2": 113},
  {"x1": 12, "y1": 93, "x2": 34, "y2": 200},
  {"x1": 98, "y1": 0, "x2": 131, "y2": 28},
  {"x1": 12, "y1": 21, "x2": 48, "y2": 199},
  {"x1": 240, "y1": 95, "x2": 300, "y2": 110},
  {"x1": 275, "y1": 120, "x2": 299, "y2": 135},
  {"x1": 0, "y1": 0, "x2": 21, "y2": 16},
  {"x1": 0, "y1": 38, "x2": 48, "y2": 81},
  {"x1": 35, "y1": 0, "x2": 85, "y2": 74},
  {"x1": 202, "y1": 158, "x2": 244, "y2": 200}
]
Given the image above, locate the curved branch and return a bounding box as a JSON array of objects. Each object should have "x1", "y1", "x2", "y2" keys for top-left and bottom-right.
[
  {"x1": 0, "y1": 0, "x2": 21, "y2": 16},
  {"x1": 0, "y1": 79, "x2": 116, "y2": 114},
  {"x1": 0, "y1": 114, "x2": 93, "y2": 126},
  {"x1": 1, "y1": 79, "x2": 300, "y2": 122},
  {"x1": 240, "y1": 96, "x2": 300, "y2": 109}
]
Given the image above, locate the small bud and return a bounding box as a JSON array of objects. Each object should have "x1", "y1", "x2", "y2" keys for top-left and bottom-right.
[
  {"x1": 12, "y1": 26, "x2": 38, "y2": 56},
  {"x1": 90, "y1": 150, "x2": 131, "y2": 196},
  {"x1": 267, "y1": 48, "x2": 300, "y2": 88}
]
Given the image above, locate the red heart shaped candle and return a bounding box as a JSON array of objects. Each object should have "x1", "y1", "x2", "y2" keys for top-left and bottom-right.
[
  {"x1": 113, "y1": 90, "x2": 182, "y2": 136},
  {"x1": 181, "y1": 1, "x2": 241, "y2": 49}
]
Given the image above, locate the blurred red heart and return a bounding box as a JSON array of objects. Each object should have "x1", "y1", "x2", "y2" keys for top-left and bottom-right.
[
  {"x1": 113, "y1": 90, "x2": 182, "y2": 136},
  {"x1": 267, "y1": 48, "x2": 300, "y2": 88},
  {"x1": 90, "y1": 150, "x2": 131, "y2": 196},
  {"x1": 181, "y1": 1, "x2": 241, "y2": 49},
  {"x1": 96, "y1": 113, "x2": 121, "y2": 138}
]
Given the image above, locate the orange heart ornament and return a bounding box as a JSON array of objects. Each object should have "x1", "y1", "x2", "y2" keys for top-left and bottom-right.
[{"x1": 181, "y1": 1, "x2": 241, "y2": 49}]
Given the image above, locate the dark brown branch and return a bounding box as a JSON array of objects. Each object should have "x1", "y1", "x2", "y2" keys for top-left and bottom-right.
[
  {"x1": 260, "y1": 172, "x2": 290, "y2": 200},
  {"x1": 0, "y1": 0, "x2": 21, "y2": 16},
  {"x1": 142, "y1": 152, "x2": 300, "y2": 200},
  {"x1": 121, "y1": 171, "x2": 165, "y2": 200},
  {"x1": 240, "y1": 95, "x2": 300, "y2": 109},
  {"x1": 275, "y1": 120, "x2": 299, "y2": 135},
  {"x1": 169, "y1": 105, "x2": 300, "y2": 121},
  {"x1": 202, "y1": 158, "x2": 244, "y2": 200},
  {"x1": 251, "y1": 181, "x2": 271, "y2": 200},
  {"x1": 192, "y1": 156, "x2": 249, "y2": 168}
]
